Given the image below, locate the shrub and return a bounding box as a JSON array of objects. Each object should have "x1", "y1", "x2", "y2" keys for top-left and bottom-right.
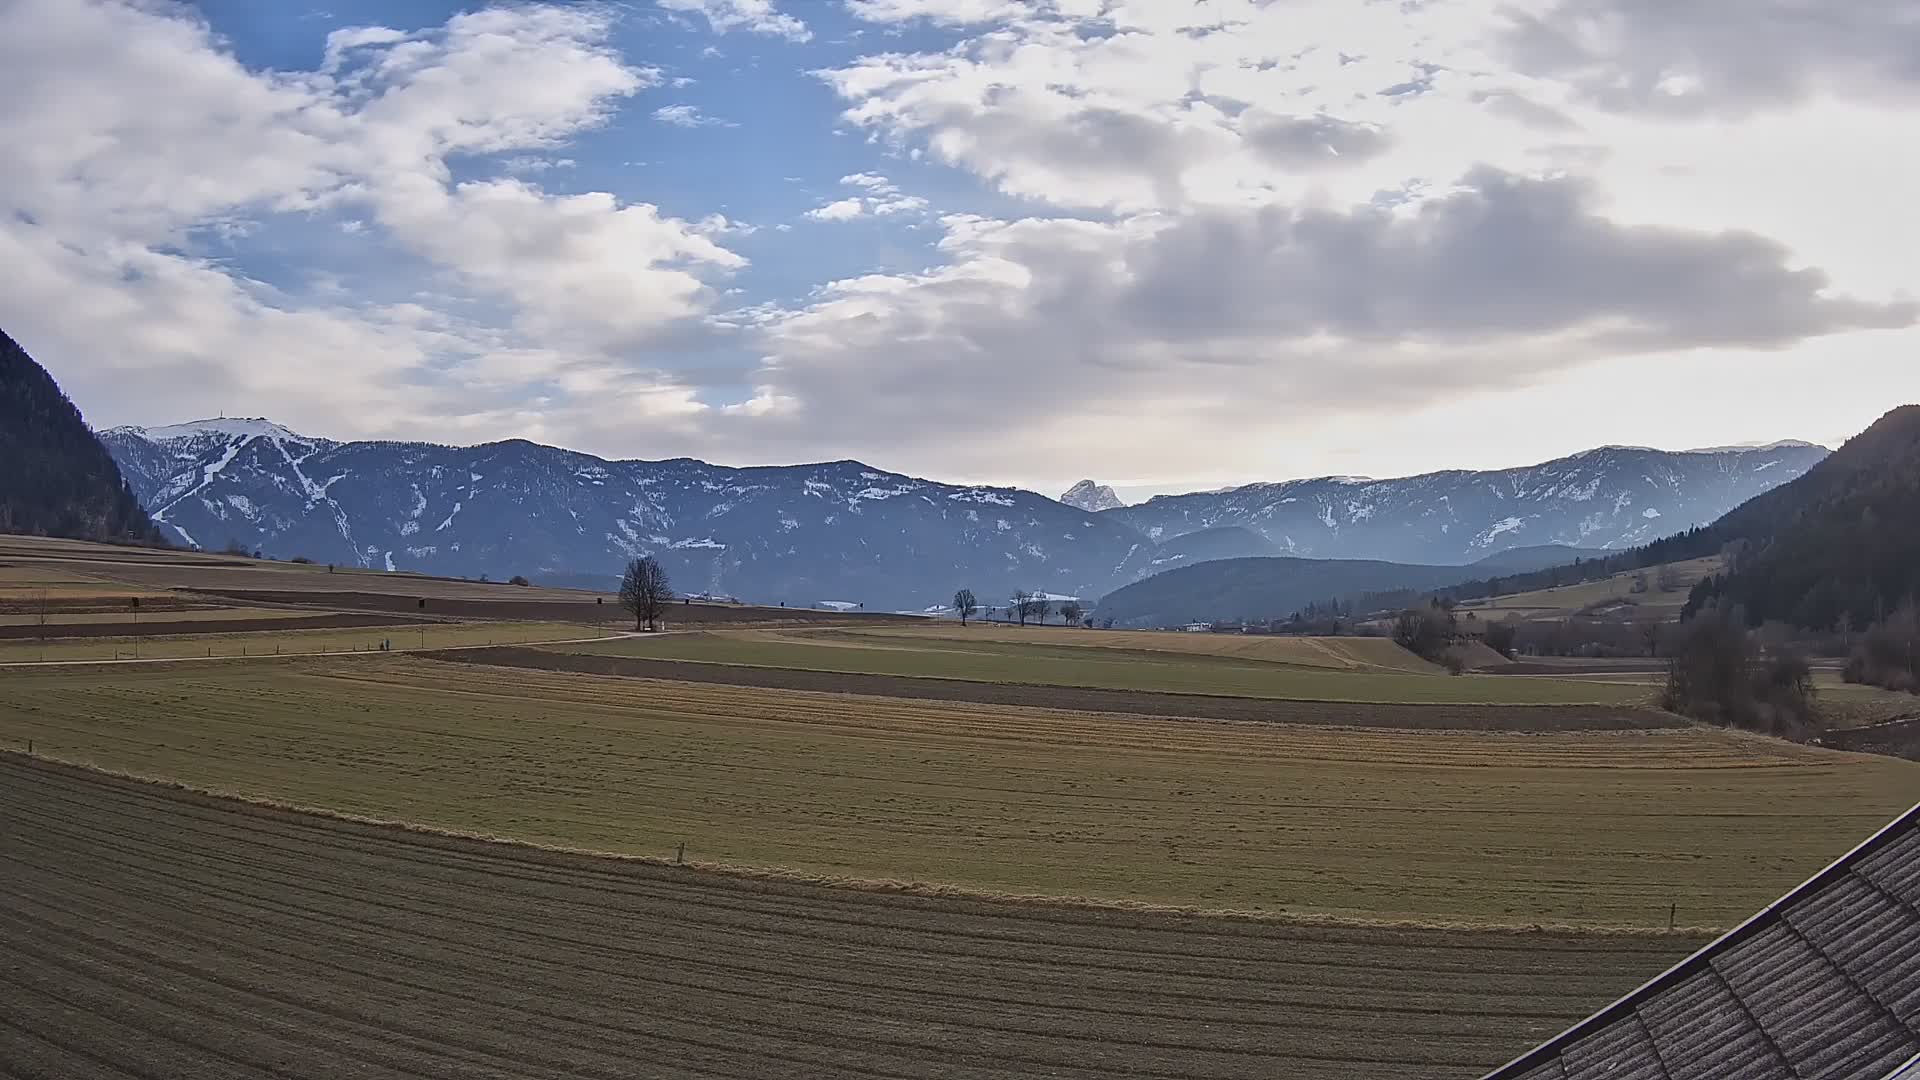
[
  {"x1": 1483, "y1": 621, "x2": 1517, "y2": 659},
  {"x1": 1392, "y1": 607, "x2": 1453, "y2": 662},
  {"x1": 1662, "y1": 605, "x2": 1819, "y2": 739},
  {"x1": 290, "y1": 555, "x2": 314, "y2": 565},
  {"x1": 508, "y1": 575, "x2": 531, "y2": 587}
]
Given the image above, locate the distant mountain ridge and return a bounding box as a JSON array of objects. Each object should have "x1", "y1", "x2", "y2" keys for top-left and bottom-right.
[
  {"x1": 0, "y1": 329, "x2": 159, "y2": 545},
  {"x1": 1100, "y1": 443, "x2": 1828, "y2": 564},
  {"x1": 101, "y1": 417, "x2": 1823, "y2": 608}
]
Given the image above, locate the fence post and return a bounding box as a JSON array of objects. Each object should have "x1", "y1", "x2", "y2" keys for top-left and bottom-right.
[
  {"x1": 1668, "y1": 903, "x2": 1676, "y2": 930},
  {"x1": 676, "y1": 842, "x2": 685, "y2": 865}
]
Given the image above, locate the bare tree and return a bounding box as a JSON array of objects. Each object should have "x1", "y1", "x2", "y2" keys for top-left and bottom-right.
[
  {"x1": 1011, "y1": 590, "x2": 1033, "y2": 627},
  {"x1": 1059, "y1": 600, "x2": 1084, "y2": 627},
  {"x1": 1655, "y1": 562, "x2": 1682, "y2": 593},
  {"x1": 1032, "y1": 596, "x2": 1053, "y2": 625},
  {"x1": 620, "y1": 556, "x2": 673, "y2": 632},
  {"x1": 953, "y1": 588, "x2": 978, "y2": 626},
  {"x1": 1637, "y1": 617, "x2": 1662, "y2": 658}
]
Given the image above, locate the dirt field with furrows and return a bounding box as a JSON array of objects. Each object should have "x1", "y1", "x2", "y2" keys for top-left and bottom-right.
[
  {"x1": 0, "y1": 755, "x2": 1703, "y2": 1079},
  {"x1": 192, "y1": 588, "x2": 918, "y2": 627},
  {"x1": 0, "y1": 611, "x2": 415, "y2": 639},
  {"x1": 4, "y1": 657, "x2": 1913, "y2": 927},
  {"x1": 454, "y1": 646, "x2": 1672, "y2": 728}
]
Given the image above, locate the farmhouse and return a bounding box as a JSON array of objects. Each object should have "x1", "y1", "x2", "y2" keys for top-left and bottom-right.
[{"x1": 1486, "y1": 802, "x2": 1920, "y2": 1079}]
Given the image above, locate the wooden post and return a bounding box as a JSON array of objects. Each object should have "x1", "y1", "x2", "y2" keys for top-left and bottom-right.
[
  {"x1": 26, "y1": 739, "x2": 32, "y2": 755},
  {"x1": 676, "y1": 842, "x2": 685, "y2": 865},
  {"x1": 1668, "y1": 903, "x2": 1676, "y2": 930}
]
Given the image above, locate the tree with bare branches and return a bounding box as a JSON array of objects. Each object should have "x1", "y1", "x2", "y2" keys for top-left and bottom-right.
[
  {"x1": 1059, "y1": 600, "x2": 1084, "y2": 627},
  {"x1": 620, "y1": 556, "x2": 673, "y2": 632},
  {"x1": 953, "y1": 588, "x2": 978, "y2": 626}
]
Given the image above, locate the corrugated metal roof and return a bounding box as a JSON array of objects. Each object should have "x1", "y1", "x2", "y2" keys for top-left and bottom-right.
[{"x1": 1485, "y1": 803, "x2": 1920, "y2": 1080}]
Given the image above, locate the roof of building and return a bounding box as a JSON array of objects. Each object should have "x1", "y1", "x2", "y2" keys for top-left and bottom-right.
[{"x1": 1485, "y1": 802, "x2": 1920, "y2": 1080}]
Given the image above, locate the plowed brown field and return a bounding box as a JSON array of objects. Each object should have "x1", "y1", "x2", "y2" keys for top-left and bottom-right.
[{"x1": 0, "y1": 755, "x2": 1702, "y2": 1079}]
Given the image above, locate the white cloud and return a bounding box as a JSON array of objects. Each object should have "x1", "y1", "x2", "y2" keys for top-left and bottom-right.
[
  {"x1": 805, "y1": 172, "x2": 931, "y2": 221},
  {"x1": 658, "y1": 0, "x2": 810, "y2": 42},
  {"x1": 0, "y1": 0, "x2": 740, "y2": 441},
  {"x1": 843, "y1": 0, "x2": 1026, "y2": 24},
  {"x1": 806, "y1": 198, "x2": 867, "y2": 221},
  {"x1": 653, "y1": 104, "x2": 731, "y2": 127}
]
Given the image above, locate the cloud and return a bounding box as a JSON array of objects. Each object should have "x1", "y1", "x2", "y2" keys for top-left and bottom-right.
[
  {"x1": 1503, "y1": 0, "x2": 1920, "y2": 115},
  {"x1": 0, "y1": 0, "x2": 741, "y2": 438},
  {"x1": 843, "y1": 0, "x2": 1025, "y2": 25},
  {"x1": 724, "y1": 166, "x2": 1912, "y2": 480},
  {"x1": 653, "y1": 103, "x2": 731, "y2": 127},
  {"x1": 657, "y1": 0, "x2": 810, "y2": 42},
  {"x1": 804, "y1": 173, "x2": 930, "y2": 222},
  {"x1": 816, "y1": 1, "x2": 1521, "y2": 214},
  {"x1": 806, "y1": 198, "x2": 866, "y2": 221}
]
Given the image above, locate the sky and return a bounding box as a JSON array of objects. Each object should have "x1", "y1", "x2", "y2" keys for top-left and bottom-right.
[{"x1": 3, "y1": 0, "x2": 1917, "y2": 499}]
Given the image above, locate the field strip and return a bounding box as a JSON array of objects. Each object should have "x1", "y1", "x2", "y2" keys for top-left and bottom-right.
[
  {"x1": 437, "y1": 645, "x2": 1675, "y2": 729},
  {"x1": 0, "y1": 628, "x2": 645, "y2": 667},
  {"x1": 536, "y1": 631, "x2": 1654, "y2": 706},
  {"x1": 0, "y1": 754, "x2": 1704, "y2": 1079},
  {"x1": 3, "y1": 657, "x2": 1911, "y2": 929}
]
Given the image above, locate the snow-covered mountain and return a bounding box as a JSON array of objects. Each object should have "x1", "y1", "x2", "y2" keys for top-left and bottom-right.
[
  {"x1": 1060, "y1": 480, "x2": 1123, "y2": 513},
  {"x1": 1099, "y1": 442, "x2": 1830, "y2": 564},
  {"x1": 99, "y1": 420, "x2": 1826, "y2": 607},
  {"x1": 100, "y1": 420, "x2": 1161, "y2": 608}
]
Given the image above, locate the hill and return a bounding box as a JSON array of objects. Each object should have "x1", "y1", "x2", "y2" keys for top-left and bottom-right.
[
  {"x1": 1470, "y1": 544, "x2": 1610, "y2": 575},
  {"x1": 1684, "y1": 405, "x2": 1920, "y2": 629},
  {"x1": 0, "y1": 329, "x2": 160, "y2": 545},
  {"x1": 1093, "y1": 556, "x2": 1482, "y2": 628}
]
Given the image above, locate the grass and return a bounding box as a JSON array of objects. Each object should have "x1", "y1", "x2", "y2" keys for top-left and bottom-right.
[
  {"x1": 1459, "y1": 556, "x2": 1724, "y2": 622},
  {"x1": 841, "y1": 624, "x2": 1447, "y2": 671},
  {"x1": 2, "y1": 655, "x2": 1912, "y2": 928},
  {"x1": 550, "y1": 630, "x2": 1655, "y2": 705},
  {"x1": 0, "y1": 620, "x2": 611, "y2": 663}
]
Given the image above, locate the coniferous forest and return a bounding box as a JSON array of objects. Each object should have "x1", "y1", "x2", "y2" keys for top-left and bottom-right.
[{"x1": 0, "y1": 328, "x2": 161, "y2": 545}]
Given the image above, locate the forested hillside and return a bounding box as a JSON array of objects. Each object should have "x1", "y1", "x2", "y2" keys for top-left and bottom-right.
[
  {"x1": 0, "y1": 329, "x2": 160, "y2": 545},
  {"x1": 1684, "y1": 405, "x2": 1920, "y2": 630}
]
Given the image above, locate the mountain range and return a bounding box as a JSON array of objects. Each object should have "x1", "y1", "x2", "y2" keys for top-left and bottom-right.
[
  {"x1": 96, "y1": 413, "x2": 1826, "y2": 610},
  {"x1": 1103, "y1": 442, "x2": 1830, "y2": 565}
]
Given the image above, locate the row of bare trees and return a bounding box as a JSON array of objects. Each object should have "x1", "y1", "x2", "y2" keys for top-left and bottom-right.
[{"x1": 950, "y1": 588, "x2": 1088, "y2": 627}]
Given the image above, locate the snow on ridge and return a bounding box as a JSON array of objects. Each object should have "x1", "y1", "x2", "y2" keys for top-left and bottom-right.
[
  {"x1": 1681, "y1": 439, "x2": 1824, "y2": 454},
  {"x1": 135, "y1": 417, "x2": 307, "y2": 443}
]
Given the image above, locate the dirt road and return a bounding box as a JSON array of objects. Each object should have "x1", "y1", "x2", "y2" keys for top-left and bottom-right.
[{"x1": 0, "y1": 755, "x2": 1696, "y2": 1079}]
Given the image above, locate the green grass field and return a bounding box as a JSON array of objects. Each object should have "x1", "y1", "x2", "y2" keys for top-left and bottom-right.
[
  {"x1": 2, "y1": 655, "x2": 1911, "y2": 928},
  {"x1": 549, "y1": 630, "x2": 1654, "y2": 705}
]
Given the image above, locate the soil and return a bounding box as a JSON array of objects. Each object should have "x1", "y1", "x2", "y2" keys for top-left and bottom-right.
[
  {"x1": 0, "y1": 754, "x2": 1695, "y2": 1079},
  {"x1": 0, "y1": 612, "x2": 417, "y2": 640},
  {"x1": 189, "y1": 588, "x2": 920, "y2": 628},
  {"x1": 424, "y1": 647, "x2": 1684, "y2": 731}
]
